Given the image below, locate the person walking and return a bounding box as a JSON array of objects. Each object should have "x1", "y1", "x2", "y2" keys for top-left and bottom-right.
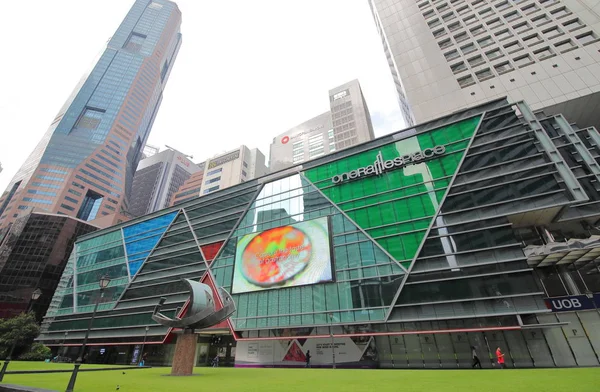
[
  {"x1": 305, "y1": 350, "x2": 311, "y2": 368},
  {"x1": 471, "y1": 346, "x2": 481, "y2": 369},
  {"x1": 496, "y1": 347, "x2": 506, "y2": 369},
  {"x1": 212, "y1": 355, "x2": 219, "y2": 368}
]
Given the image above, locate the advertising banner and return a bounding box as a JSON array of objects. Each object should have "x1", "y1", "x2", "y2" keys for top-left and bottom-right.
[
  {"x1": 232, "y1": 217, "x2": 333, "y2": 294},
  {"x1": 235, "y1": 336, "x2": 378, "y2": 368}
]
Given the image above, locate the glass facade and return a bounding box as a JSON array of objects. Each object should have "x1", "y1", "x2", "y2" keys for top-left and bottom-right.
[
  {"x1": 0, "y1": 213, "x2": 97, "y2": 322},
  {"x1": 38, "y1": 99, "x2": 600, "y2": 368},
  {"x1": 0, "y1": 0, "x2": 182, "y2": 228}
]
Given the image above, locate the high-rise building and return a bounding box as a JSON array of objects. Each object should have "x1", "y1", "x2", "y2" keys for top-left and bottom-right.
[
  {"x1": 170, "y1": 162, "x2": 206, "y2": 206},
  {"x1": 369, "y1": 0, "x2": 600, "y2": 126},
  {"x1": 201, "y1": 146, "x2": 268, "y2": 196},
  {"x1": 128, "y1": 148, "x2": 200, "y2": 217},
  {"x1": 0, "y1": 0, "x2": 182, "y2": 229},
  {"x1": 269, "y1": 80, "x2": 375, "y2": 172},
  {"x1": 0, "y1": 211, "x2": 97, "y2": 322}
]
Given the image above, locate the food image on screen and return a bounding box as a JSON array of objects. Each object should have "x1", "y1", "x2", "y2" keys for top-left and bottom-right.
[{"x1": 232, "y1": 217, "x2": 333, "y2": 294}]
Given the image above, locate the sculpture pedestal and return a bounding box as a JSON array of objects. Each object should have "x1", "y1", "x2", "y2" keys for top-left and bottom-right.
[{"x1": 171, "y1": 330, "x2": 196, "y2": 376}]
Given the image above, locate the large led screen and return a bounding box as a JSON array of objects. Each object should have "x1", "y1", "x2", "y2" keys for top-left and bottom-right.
[{"x1": 232, "y1": 217, "x2": 334, "y2": 294}]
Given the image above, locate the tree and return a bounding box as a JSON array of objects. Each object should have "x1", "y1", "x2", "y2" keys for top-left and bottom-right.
[
  {"x1": 19, "y1": 343, "x2": 52, "y2": 361},
  {"x1": 0, "y1": 312, "x2": 41, "y2": 359}
]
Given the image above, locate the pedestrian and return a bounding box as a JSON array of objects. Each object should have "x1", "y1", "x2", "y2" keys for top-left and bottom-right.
[
  {"x1": 496, "y1": 347, "x2": 505, "y2": 369},
  {"x1": 212, "y1": 355, "x2": 219, "y2": 368},
  {"x1": 139, "y1": 352, "x2": 147, "y2": 367},
  {"x1": 305, "y1": 350, "x2": 311, "y2": 368},
  {"x1": 471, "y1": 346, "x2": 481, "y2": 369}
]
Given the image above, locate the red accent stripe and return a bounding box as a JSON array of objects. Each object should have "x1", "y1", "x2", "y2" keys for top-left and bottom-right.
[{"x1": 234, "y1": 325, "x2": 522, "y2": 341}]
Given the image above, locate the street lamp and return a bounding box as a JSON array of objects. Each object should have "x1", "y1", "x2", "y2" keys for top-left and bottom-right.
[
  {"x1": 0, "y1": 288, "x2": 43, "y2": 381},
  {"x1": 328, "y1": 313, "x2": 336, "y2": 369},
  {"x1": 60, "y1": 331, "x2": 69, "y2": 359},
  {"x1": 139, "y1": 326, "x2": 149, "y2": 366},
  {"x1": 65, "y1": 275, "x2": 110, "y2": 392}
]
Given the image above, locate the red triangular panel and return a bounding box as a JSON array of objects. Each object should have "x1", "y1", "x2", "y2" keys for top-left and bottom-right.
[
  {"x1": 201, "y1": 241, "x2": 224, "y2": 262},
  {"x1": 283, "y1": 341, "x2": 306, "y2": 362}
]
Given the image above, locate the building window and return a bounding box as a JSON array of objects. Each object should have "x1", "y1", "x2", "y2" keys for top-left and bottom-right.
[
  {"x1": 495, "y1": 29, "x2": 513, "y2": 41},
  {"x1": 242, "y1": 170, "x2": 247, "y2": 177},
  {"x1": 514, "y1": 54, "x2": 534, "y2": 68},
  {"x1": 444, "y1": 49, "x2": 460, "y2": 61},
  {"x1": 454, "y1": 32, "x2": 468, "y2": 43},
  {"x1": 451, "y1": 61, "x2": 467, "y2": 73},
  {"x1": 439, "y1": 38, "x2": 452, "y2": 49},
  {"x1": 74, "y1": 107, "x2": 105, "y2": 131},
  {"x1": 448, "y1": 22, "x2": 462, "y2": 32},
  {"x1": 61, "y1": 204, "x2": 75, "y2": 211},
  {"x1": 77, "y1": 190, "x2": 103, "y2": 221},
  {"x1": 461, "y1": 43, "x2": 477, "y2": 54},
  {"x1": 494, "y1": 61, "x2": 514, "y2": 74},
  {"x1": 504, "y1": 40, "x2": 523, "y2": 53},
  {"x1": 205, "y1": 176, "x2": 221, "y2": 185},
  {"x1": 475, "y1": 68, "x2": 494, "y2": 81},
  {"x1": 123, "y1": 32, "x2": 147, "y2": 53},
  {"x1": 532, "y1": 14, "x2": 551, "y2": 26},
  {"x1": 477, "y1": 36, "x2": 493, "y2": 47},
  {"x1": 504, "y1": 11, "x2": 520, "y2": 22},
  {"x1": 554, "y1": 39, "x2": 576, "y2": 53},
  {"x1": 468, "y1": 54, "x2": 485, "y2": 67},
  {"x1": 243, "y1": 161, "x2": 248, "y2": 168},
  {"x1": 550, "y1": 7, "x2": 570, "y2": 19},
  {"x1": 487, "y1": 18, "x2": 502, "y2": 29},
  {"x1": 562, "y1": 18, "x2": 584, "y2": 31},
  {"x1": 203, "y1": 185, "x2": 220, "y2": 194},
  {"x1": 207, "y1": 168, "x2": 222, "y2": 176},
  {"x1": 486, "y1": 48, "x2": 503, "y2": 60},
  {"x1": 521, "y1": 3, "x2": 540, "y2": 14},
  {"x1": 576, "y1": 31, "x2": 598, "y2": 45},
  {"x1": 470, "y1": 25, "x2": 485, "y2": 36},
  {"x1": 457, "y1": 74, "x2": 475, "y2": 88},
  {"x1": 533, "y1": 47, "x2": 554, "y2": 60},
  {"x1": 523, "y1": 33, "x2": 543, "y2": 47}
]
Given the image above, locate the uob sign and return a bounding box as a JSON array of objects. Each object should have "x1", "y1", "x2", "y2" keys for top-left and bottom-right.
[
  {"x1": 331, "y1": 145, "x2": 446, "y2": 184},
  {"x1": 544, "y1": 295, "x2": 596, "y2": 312}
]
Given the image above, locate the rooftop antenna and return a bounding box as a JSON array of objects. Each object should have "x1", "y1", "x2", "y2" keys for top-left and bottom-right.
[{"x1": 165, "y1": 144, "x2": 193, "y2": 160}]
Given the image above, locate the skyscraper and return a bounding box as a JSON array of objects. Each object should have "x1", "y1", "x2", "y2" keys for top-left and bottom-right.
[
  {"x1": 0, "y1": 0, "x2": 182, "y2": 229},
  {"x1": 269, "y1": 80, "x2": 375, "y2": 172},
  {"x1": 128, "y1": 148, "x2": 200, "y2": 217},
  {"x1": 369, "y1": 0, "x2": 600, "y2": 126}
]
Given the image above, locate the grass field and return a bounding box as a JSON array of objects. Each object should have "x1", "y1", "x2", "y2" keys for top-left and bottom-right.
[{"x1": 1, "y1": 362, "x2": 599, "y2": 392}]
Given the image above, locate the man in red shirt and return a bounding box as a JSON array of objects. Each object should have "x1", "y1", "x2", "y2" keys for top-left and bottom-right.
[{"x1": 496, "y1": 347, "x2": 505, "y2": 369}]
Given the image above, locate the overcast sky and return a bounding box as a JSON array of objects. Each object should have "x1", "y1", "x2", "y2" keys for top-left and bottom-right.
[{"x1": 0, "y1": 0, "x2": 404, "y2": 191}]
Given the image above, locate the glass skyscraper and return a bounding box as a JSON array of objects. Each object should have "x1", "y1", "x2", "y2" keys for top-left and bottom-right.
[{"x1": 0, "y1": 0, "x2": 182, "y2": 229}]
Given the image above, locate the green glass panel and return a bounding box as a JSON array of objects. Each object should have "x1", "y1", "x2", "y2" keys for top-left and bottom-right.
[{"x1": 304, "y1": 115, "x2": 480, "y2": 269}]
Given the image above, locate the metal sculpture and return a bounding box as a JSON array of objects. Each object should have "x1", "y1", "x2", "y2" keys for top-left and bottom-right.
[{"x1": 152, "y1": 279, "x2": 236, "y2": 331}]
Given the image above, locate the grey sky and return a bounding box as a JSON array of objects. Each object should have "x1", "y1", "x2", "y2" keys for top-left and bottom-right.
[{"x1": 0, "y1": 0, "x2": 404, "y2": 192}]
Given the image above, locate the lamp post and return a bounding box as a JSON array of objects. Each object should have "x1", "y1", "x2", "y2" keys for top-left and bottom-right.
[
  {"x1": 139, "y1": 326, "x2": 149, "y2": 366},
  {"x1": 0, "y1": 288, "x2": 42, "y2": 382},
  {"x1": 328, "y1": 313, "x2": 336, "y2": 369},
  {"x1": 60, "y1": 331, "x2": 69, "y2": 359},
  {"x1": 65, "y1": 275, "x2": 110, "y2": 392}
]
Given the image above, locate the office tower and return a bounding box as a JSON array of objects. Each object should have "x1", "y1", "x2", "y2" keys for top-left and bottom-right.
[
  {"x1": 369, "y1": 0, "x2": 600, "y2": 126},
  {"x1": 170, "y1": 162, "x2": 205, "y2": 206},
  {"x1": 201, "y1": 146, "x2": 268, "y2": 195},
  {"x1": 269, "y1": 80, "x2": 375, "y2": 172},
  {"x1": 128, "y1": 148, "x2": 200, "y2": 217},
  {"x1": 0, "y1": 0, "x2": 182, "y2": 229},
  {"x1": 0, "y1": 212, "x2": 97, "y2": 321}
]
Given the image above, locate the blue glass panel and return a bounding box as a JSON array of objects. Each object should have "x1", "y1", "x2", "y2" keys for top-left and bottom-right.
[{"x1": 122, "y1": 211, "x2": 177, "y2": 277}]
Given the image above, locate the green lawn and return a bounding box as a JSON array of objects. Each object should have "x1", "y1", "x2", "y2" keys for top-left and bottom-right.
[{"x1": 1, "y1": 363, "x2": 598, "y2": 392}]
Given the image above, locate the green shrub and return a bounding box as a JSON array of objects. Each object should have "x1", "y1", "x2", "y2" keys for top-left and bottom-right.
[{"x1": 18, "y1": 343, "x2": 52, "y2": 361}]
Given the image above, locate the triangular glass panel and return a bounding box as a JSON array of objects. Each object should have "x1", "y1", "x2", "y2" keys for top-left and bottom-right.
[
  {"x1": 122, "y1": 211, "x2": 178, "y2": 277},
  {"x1": 303, "y1": 116, "x2": 481, "y2": 270}
]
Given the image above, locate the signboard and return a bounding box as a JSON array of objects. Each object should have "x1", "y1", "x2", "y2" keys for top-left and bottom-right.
[
  {"x1": 208, "y1": 150, "x2": 240, "y2": 169},
  {"x1": 544, "y1": 295, "x2": 597, "y2": 312},
  {"x1": 331, "y1": 145, "x2": 446, "y2": 184},
  {"x1": 235, "y1": 336, "x2": 378, "y2": 368},
  {"x1": 231, "y1": 217, "x2": 334, "y2": 294}
]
